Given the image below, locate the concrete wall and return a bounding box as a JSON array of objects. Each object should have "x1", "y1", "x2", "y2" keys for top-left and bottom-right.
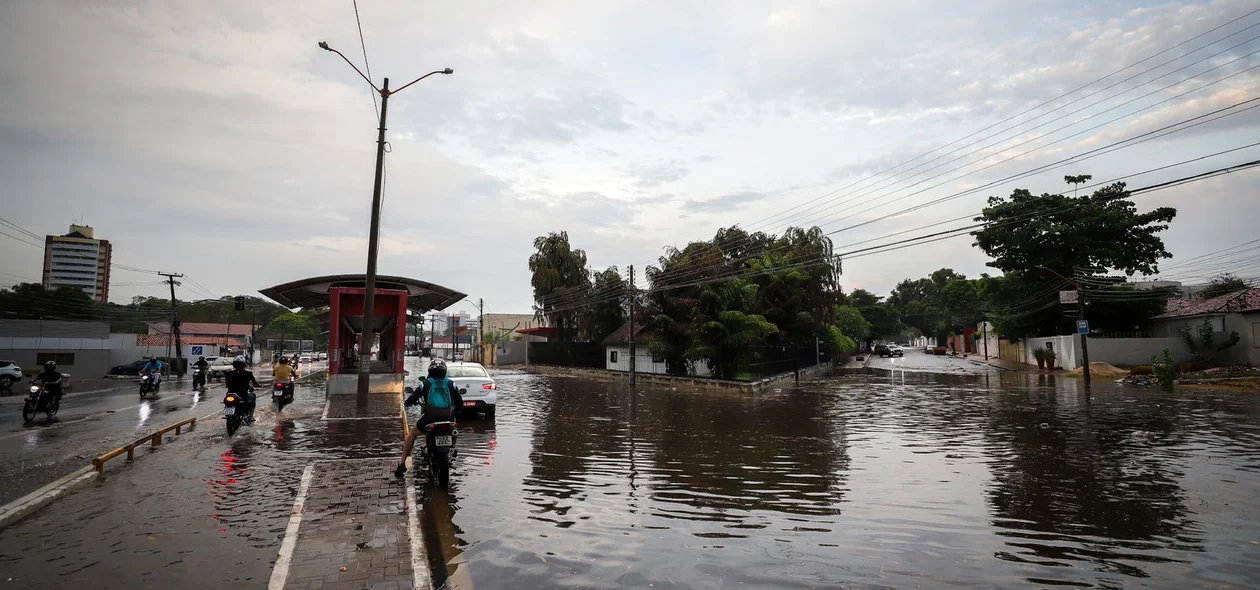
[
  {"x1": 1026, "y1": 334, "x2": 1080, "y2": 370},
  {"x1": 1224, "y1": 312, "x2": 1260, "y2": 366},
  {"x1": 491, "y1": 340, "x2": 528, "y2": 365},
  {"x1": 603, "y1": 345, "x2": 709, "y2": 376},
  {"x1": 0, "y1": 323, "x2": 116, "y2": 376},
  {"x1": 1149, "y1": 315, "x2": 1226, "y2": 338},
  {"x1": 525, "y1": 362, "x2": 835, "y2": 393},
  {"x1": 1085, "y1": 337, "x2": 1194, "y2": 367}
]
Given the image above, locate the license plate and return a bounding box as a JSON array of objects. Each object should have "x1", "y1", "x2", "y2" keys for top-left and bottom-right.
[
  {"x1": 463, "y1": 401, "x2": 476, "y2": 407},
  {"x1": 224, "y1": 407, "x2": 236, "y2": 415},
  {"x1": 273, "y1": 390, "x2": 284, "y2": 396},
  {"x1": 433, "y1": 435, "x2": 453, "y2": 447}
]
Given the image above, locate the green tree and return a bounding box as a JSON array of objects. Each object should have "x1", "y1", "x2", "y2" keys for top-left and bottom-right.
[
  {"x1": 585, "y1": 267, "x2": 627, "y2": 342},
  {"x1": 686, "y1": 279, "x2": 779, "y2": 379},
  {"x1": 847, "y1": 288, "x2": 902, "y2": 341},
  {"x1": 833, "y1": 305, "x2": 871, "y2": 342},
  {"x1": 264, "y1": 312, "x2": 319, "y2": 342},
  {"x1": 972, "y1": 179, "x2": 1176, "y2": 338},
  {"x1": 529, "y1": 232, "x2": 592, "y2": 341},
  {"x1": 0, "y1": 283, "x2": 97, "y2": 320},
  {"x1": 1199, "y1": 273, "x2": 1249, "y2": 300}
]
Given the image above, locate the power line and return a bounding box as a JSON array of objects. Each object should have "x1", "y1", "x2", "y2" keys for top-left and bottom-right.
[{"x1": 352, "y1": 0, "x2": 378, "y2": 119}]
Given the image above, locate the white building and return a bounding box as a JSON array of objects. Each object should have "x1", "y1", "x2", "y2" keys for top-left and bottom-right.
[
  {"x1": 42, "y1": 224, "x2": 112, "y2": 303},
  {"x1": 601, "y1": 321, "x2": 709, "y2": 376}
]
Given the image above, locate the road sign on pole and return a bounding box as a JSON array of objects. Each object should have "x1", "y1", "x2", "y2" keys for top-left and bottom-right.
[{"x1": 1076, "y1": 320, "x2": 1090, "y2": 335}]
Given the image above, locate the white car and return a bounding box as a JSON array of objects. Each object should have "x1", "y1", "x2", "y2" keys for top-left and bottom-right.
[
  {"x1": 299, "y1": 354, "x2": 313, "y2": 363},
  {"x1": 0, "y1": 360, "x2": 22, "y2": 390},
  {"x1": 445, "y1": 361, "x2": 496, "y2": 419}
]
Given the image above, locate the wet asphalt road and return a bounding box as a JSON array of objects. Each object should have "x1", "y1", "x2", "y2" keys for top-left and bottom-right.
[
  {"x1": 865, "y1": 347, "x2": 997, "y2": 374},
  {"x1": 2, "y1": 359, "x2": 1259, "y2": 589},
  {"x1": 0, "y1": 365, "x2": 325, "y2": 506}
]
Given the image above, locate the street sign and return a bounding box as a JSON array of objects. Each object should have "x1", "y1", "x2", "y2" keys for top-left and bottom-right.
[
  {"x1": 1059, "y1": 290, "x2": 1079, "y2": 304},
  {"x1": 1076, "y1": 320, "x2": 1090, "y2": 335},
  {"x1": 190, "y1": 345, "x2": 205, "y2": 357}
]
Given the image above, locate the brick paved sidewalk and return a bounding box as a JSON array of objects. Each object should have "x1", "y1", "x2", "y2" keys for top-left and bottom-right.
[{"x1": 275, "y1": 457, "x2": 426, "y2": 590}]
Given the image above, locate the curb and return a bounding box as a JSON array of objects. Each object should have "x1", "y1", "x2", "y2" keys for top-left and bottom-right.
[{"x1": 0, "y1": 465, "x2": 98, "y2": 531}]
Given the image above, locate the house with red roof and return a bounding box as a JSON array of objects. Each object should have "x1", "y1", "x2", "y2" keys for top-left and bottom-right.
[{"x1": 1149, "y1": 289, "x2": 1260, "y2": 366}]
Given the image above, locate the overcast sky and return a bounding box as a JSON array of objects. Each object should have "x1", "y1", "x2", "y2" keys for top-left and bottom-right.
[{"x1": 1, "y1": 0, "x2": 1258, "y2": 315}]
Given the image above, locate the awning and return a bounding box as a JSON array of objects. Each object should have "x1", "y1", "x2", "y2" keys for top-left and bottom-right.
[
  {"x1": 516, "y1": 327, "x2": 558, "y2": 338},
  {"x1": 259, "y1": 274, "x2": 466, "y2": 313}
]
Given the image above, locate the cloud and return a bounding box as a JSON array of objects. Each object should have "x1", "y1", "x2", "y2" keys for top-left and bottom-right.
[
  {"x1": 683, "y1": 191, "x2": 766, "y2": 212},
  {"x1": 628, "y1": 159, "x2": 691, "y2": 188}
]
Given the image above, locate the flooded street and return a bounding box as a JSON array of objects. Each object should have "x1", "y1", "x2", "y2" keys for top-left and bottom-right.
[
  {"x1": 1, "y1": 355, "x2": 1258, "y2": 589},
  {"x1": 429, "y1": 365, "x2": 1260, "y2": 589}
]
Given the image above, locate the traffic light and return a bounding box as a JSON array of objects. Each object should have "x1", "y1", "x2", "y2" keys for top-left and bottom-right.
[{"x1": 234, "y1": 296, "x2": 245, "y2": 311}]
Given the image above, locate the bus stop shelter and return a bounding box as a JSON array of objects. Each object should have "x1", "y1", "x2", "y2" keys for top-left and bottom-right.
[{"x1": 260, "y1": 274, "x2": 464, "y2": 393}]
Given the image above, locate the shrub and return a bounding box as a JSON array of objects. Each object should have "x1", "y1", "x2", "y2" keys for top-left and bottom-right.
[
  {"x1": 1177, "y1": 360, "x2": 1211, "y2": 374},
  {"x1": 1044, "y1": 348, "x2": 1058, "y2": 368},
  {"x1": 1151, "y1": 349, "x2": 1178, "y2": 386},
  {"x1": 1129, "y1": 364, "x2": 1153, "y2": 375}
]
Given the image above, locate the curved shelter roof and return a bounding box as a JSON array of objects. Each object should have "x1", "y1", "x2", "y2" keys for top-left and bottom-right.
[{"x1": 259, "y1": 274, "x2": 465, "y2": 313}]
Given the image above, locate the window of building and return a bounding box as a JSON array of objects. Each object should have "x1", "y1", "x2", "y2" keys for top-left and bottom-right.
[
  {"x1": 652, "y1": 350, "x2": 664, "y2": 363},
  {"x1": 610, "y1": 350, "x2": 618, "y2": 363},
  {"x1": 36, "y1": 353, "x2": 76, "y2": 366}
]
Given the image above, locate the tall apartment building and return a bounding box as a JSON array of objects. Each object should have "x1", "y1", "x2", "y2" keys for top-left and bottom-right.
[{"x1": 42, "y1": 224, "x2": 112, "y2": 303}]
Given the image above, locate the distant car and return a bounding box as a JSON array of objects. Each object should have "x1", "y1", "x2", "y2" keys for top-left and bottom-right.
[
  {"x1": 208, "y1": 357, "x2": 236, "y2": 381},
  {"x1": 299, "y1": 354, "x2": 313, "y2": 363},
  {"x1": 874, "y1": 344, "x2": 890, "y2": 357},
  {"x1": 887, "y1": 345, "x2": 904, "y2": 357},
  {"x1": 444, "y1": 361, "x2": 496, "y2": 419},
  {"x1": 0, "y1": 360, "x2": 21, "y2": 390},
  {"x1": 109, "y1": 359, "x2": 149, "y2": 376}
]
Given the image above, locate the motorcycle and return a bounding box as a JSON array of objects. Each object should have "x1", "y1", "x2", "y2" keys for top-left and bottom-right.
[
  {"x1": 420, "y1": 386, "x2": 466, "y2": 488},
  {"x1": 191, "y1": 367, "x2": 206, "y2": 392},
  {"x1": 223, "y1": 387, "x2": 255, "y2": 435},
  {"x1": 139, "y1": 372, "x2": 160, "y2": 399},
  {"x1": 272, "y1": 379, "x2": 294, "y2": 411},
  {"x1": 22, "y1": 383, "x2": 60, "y2": 424}
]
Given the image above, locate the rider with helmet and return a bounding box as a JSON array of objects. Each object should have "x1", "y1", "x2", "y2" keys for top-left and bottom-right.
[
  {"x1": 273, "y1": 356, "x2": 298, "y2": 382},
  {"x1": 32, "y1": 361, "x2": 65, "y2": 399},
  {"x1": 141, "y1": 356, "x2": 165, "y2": 385},
  {"x1": 193, "y1": 355, "x2": 210, "y2": 374},
  {"x1": 224, "y1": 357, "x2": 261, "y2": 412},
  {"x1": 395, "y1": 359, "x2": 463, "y2": 477}
]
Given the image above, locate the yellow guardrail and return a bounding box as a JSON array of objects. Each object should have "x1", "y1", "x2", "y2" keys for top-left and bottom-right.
[{"x1": 92, "y1": 416, "x2": 197, "y2": 473}]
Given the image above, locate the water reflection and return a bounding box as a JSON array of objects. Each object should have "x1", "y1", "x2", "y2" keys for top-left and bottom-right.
[{"x1": 426, "y1": 368, "x2": 1260, "y2": 589}]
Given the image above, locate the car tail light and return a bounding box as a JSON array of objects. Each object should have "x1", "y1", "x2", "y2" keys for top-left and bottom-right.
[{"x1": 482, "y1": 383, "x2": 497, "y2": 390}]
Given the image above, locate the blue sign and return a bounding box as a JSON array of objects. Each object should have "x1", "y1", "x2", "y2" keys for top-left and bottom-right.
[
  {"x1": 1076, "y1": 320, "x2": 1089, "y2": 335},
  {"x1": 190, "y1": 345, "x2": 205, "y2": 356}
]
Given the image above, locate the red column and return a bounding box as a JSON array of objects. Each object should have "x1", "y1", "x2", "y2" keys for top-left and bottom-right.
[{"x1": 329, "y1": 288, "x2": 341, "y2": 375}]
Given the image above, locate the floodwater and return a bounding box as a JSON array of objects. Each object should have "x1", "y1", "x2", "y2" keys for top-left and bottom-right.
[{"x1": 424, "y1": 367, "x2": 1260, "y2": 589}]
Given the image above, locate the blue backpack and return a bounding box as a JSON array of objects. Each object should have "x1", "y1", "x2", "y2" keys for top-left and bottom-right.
[{"x1": 426, "y1": 377, "x2": 453, "y2": 410}]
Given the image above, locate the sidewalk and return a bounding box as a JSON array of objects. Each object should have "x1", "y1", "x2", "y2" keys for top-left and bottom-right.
[{"x1": 964, "y1": 356, "x2": 1032, "y2": 372}]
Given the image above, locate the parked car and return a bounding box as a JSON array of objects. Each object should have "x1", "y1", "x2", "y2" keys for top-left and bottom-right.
[
  {"x1": 874, "y1": 344, "x2": 890, "y2": 357},
  {"x1": 109, "y1": 359, "x2": 149, "y2": 376},
  {"x1": 0, "y1": 360, "x2": 22, "y2": 390},
  {"x1": 444, "y1": 361, "x2": 497, "y2": 419}
]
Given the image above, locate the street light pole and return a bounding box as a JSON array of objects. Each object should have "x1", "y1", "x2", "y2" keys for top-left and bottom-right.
[
  {"x1": 358, "y1": 76, "x2": 390, "y2": 397},
  {"x1": 318, "y1": 41, "x2": 452, "y2": 400}
]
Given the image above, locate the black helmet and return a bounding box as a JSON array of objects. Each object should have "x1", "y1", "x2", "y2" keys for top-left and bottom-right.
[
  {"x1": 232, "y1": 358, "x2": 247, "y2": 369},
  {"x1": 44, "y1": 360, "x2": 57, "y2": 371},
  {"x1": 198, "y1": 356, "x2": 205, "y2": 361},
  {"x1": 279, "y1": 357, "x2": 289, "y2": 364},
  {"x1": 427, "y1": 359, "x2": 447, "y2": 379}
]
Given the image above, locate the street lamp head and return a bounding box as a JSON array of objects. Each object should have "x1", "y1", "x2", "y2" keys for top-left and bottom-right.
[
  {"x1": 442, "y1": 68, "x2": 454, "y2": 75},
  {"x1": 318, "y1": 41, "x2": 333, "y2": 51}
]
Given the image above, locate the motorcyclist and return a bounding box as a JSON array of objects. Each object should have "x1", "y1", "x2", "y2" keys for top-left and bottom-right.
[
  {"x1": 224, "y1": 357, "x2": 261, "y2": 413},
  {"x1": 395, "y1": 359, "x2": 463, "y2": 477},
  {"x1": 273, "y1": 356, "x2": 297, "y2": 382},
  {"x1": 141, "y1": 356, "x2": 165, "y2": 386},
  {"x1": 32, "y1": 361, "x2": 65, "y2": 400},
  {"x1": 193, "y1": 356, "x2": 210, "y2": 373}
]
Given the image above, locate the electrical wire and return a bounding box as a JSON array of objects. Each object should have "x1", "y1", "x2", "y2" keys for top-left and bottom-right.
[{"x1": 352, "y1": 0, "x2": 379, "y2": 119}]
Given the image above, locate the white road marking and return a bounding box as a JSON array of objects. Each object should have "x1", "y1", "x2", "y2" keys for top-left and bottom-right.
[{"x1": 268, "y1": 463, "x2": 315, "y2": 590}]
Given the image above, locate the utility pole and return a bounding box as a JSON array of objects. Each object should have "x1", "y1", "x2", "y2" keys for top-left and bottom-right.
[
  {"x1": 318, "y1": 42, "x2": 452, "y2": 401},
  {"x1": 628, "y1": 265, "x2": 636, "y2": 387},
  {"x1": 159, "y1": 272, "x2": 184, "y2": 376},
  {"x1": 478, "y1": 298, "x2": 484, "y2": 362},
  {"x1": 249, "y1": 306, "x2": 258, "y2": 366},
  {"x1": 1079, "y1": 287, "x2": 1092, "y2": 389},
  {"x1": 982, "y1": 314, "x2": 989, "y2": 361}
]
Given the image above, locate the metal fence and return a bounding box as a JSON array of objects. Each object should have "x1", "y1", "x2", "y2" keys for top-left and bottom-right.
[
  {"x1": 527, "y1": 341, "x2": 606, "y2": 369},
  {"x1": 743, "y1": 344, "x2": 834, "y2": 382}
]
